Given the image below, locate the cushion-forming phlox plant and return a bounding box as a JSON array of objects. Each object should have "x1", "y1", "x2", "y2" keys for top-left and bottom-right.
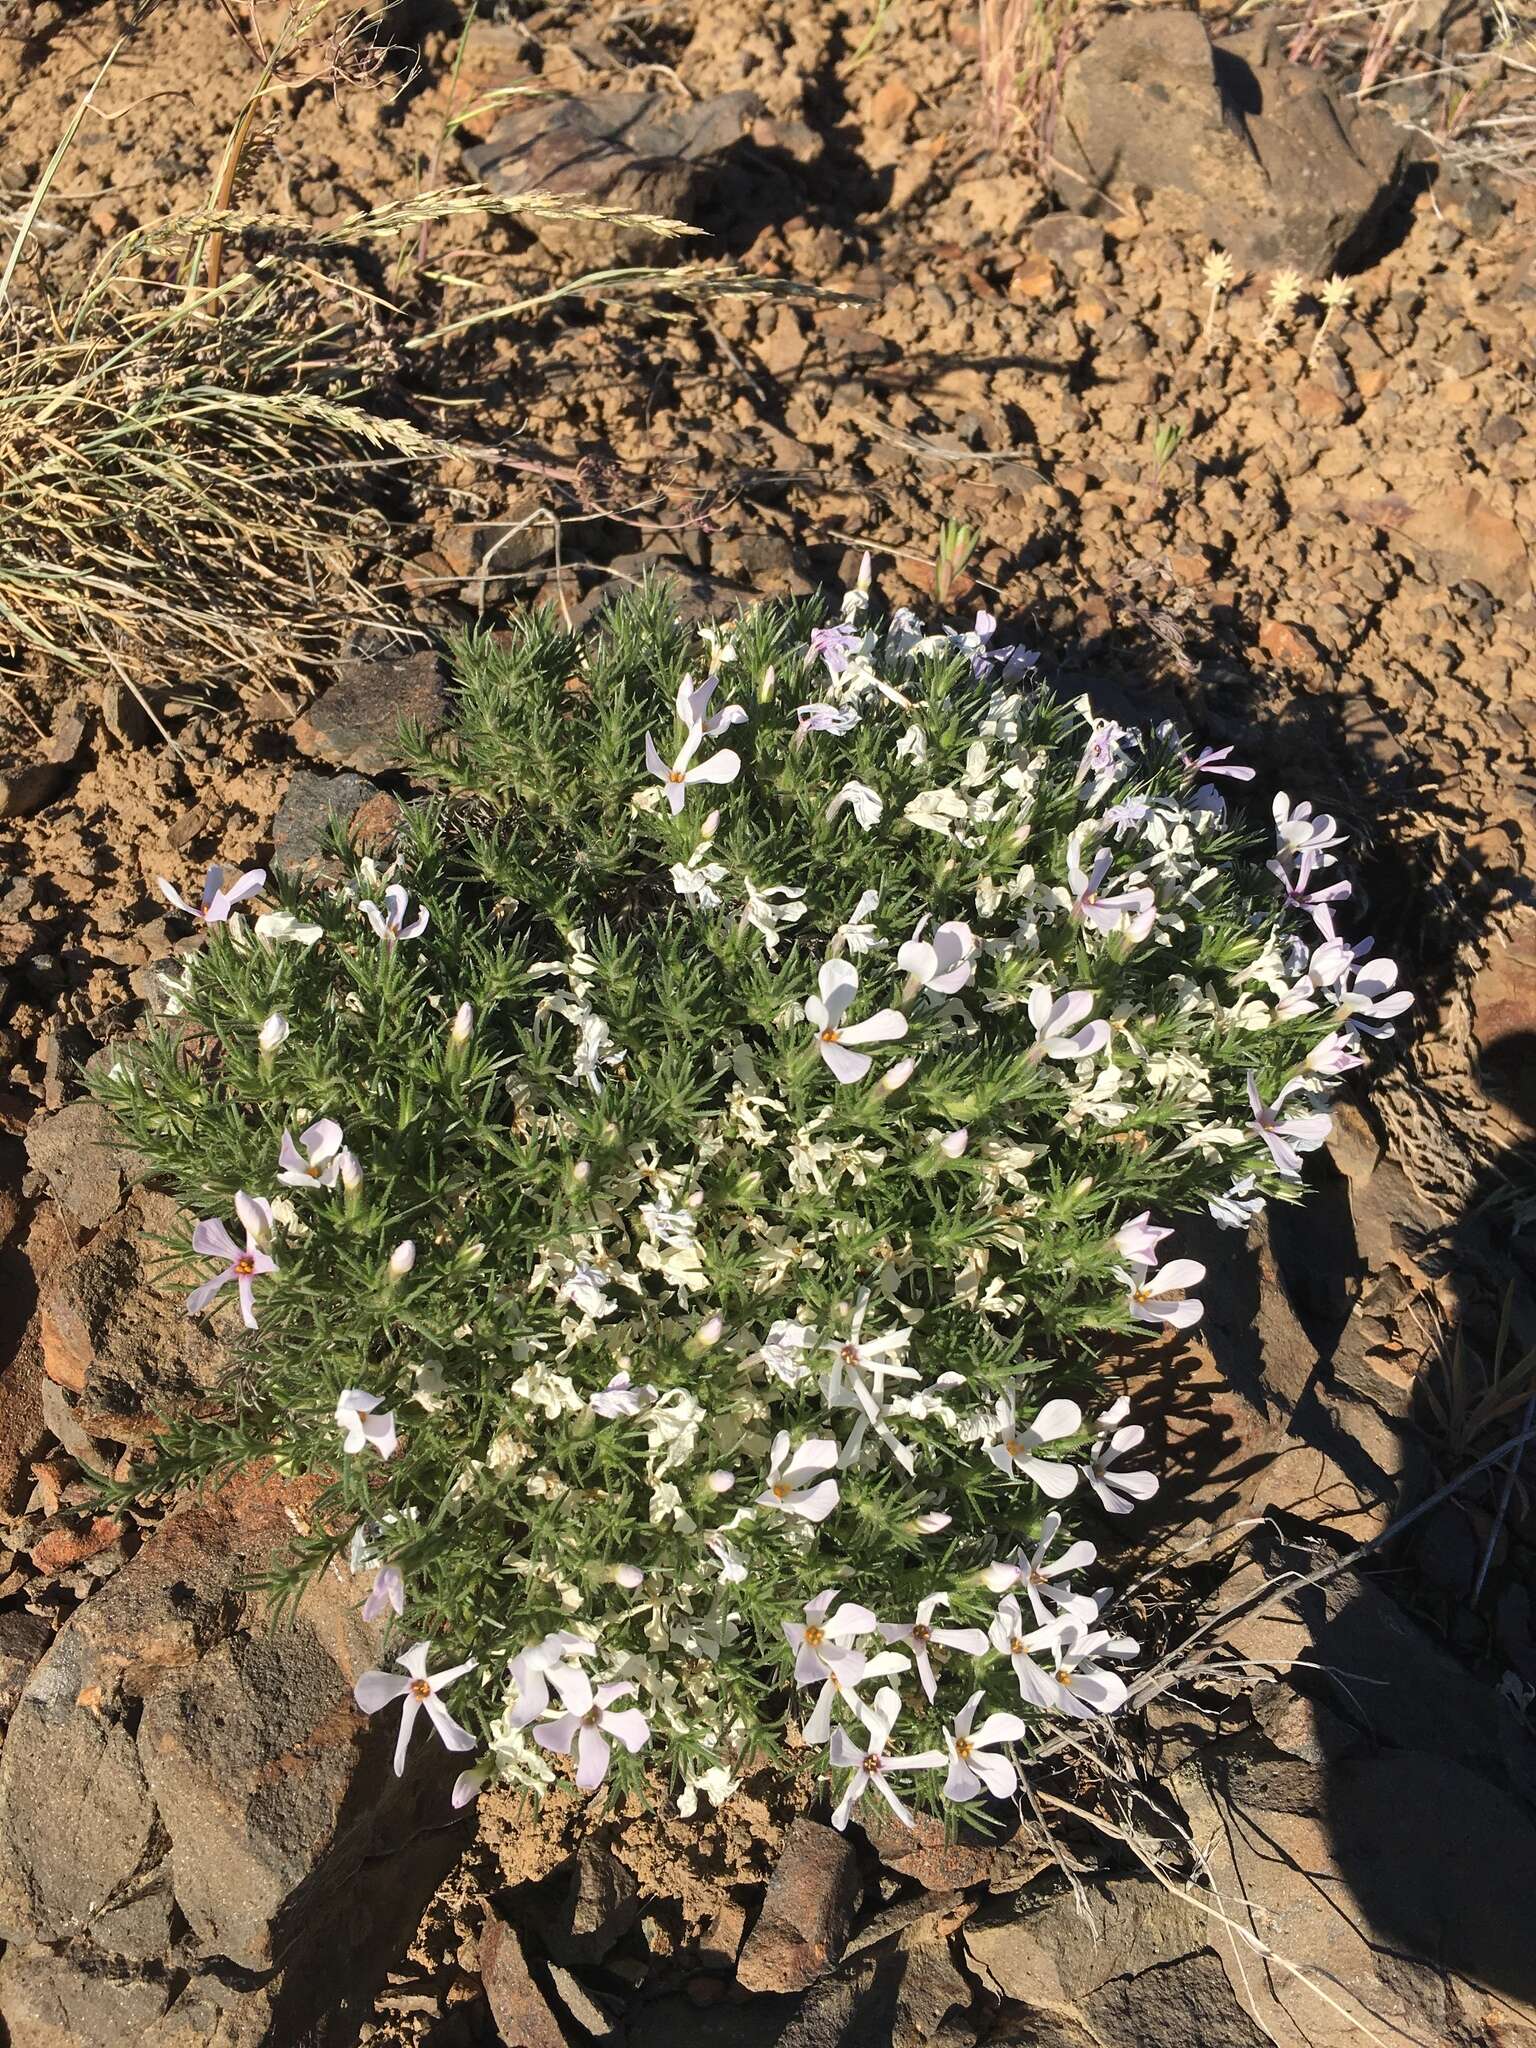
[{"x1": 96, "y1": 564, "x2": 1411, "y2": 1829}]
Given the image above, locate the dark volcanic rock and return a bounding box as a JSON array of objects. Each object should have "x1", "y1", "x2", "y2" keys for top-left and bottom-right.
[{"x1": 1051, "y1": 9, "x2": 1408, "y2": 274}]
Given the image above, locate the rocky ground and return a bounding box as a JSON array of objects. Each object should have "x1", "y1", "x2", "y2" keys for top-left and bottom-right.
[{"x1": 1, "y1": 0, "x2": 1535, "y2": 2043}]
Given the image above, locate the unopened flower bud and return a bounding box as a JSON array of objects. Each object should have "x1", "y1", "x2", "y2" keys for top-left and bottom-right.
[
  {"x1": 700, "y1": 809, "x2": 721, "y2": 842},
  {"x1": 258, "y1": 1012, "x2": 289, "y2": 1055},
  {"x1": 612, "y1": 1563, "x2": 645, "y2": 1591},
  {"x1": 450, "y1": 1001, "x2": 474, "y2": 1045},
  {"x1": 572, "y1": 1159, "x2": 592, "y2": 1186},
  {"x1": 757, "y1": 663, "x2": 776, "y2": 704},
  {"x1": 877, "y1": 1056, "x2": 916, "y2": 1097},
  {"x1": 460, "y1": 1239, "x2": 487, "y2": 1269},
  {"x1": 388, "y1": 1239, "x2": 416, "y2": 1280},
  {"x1": 977, "y1": 1559, "x2": 1022, "y2": 1593},
  {"x1": 909, "y1": 1510, "x2": 952, "y2": 1536},
  {"x1": 939, "y1": 1127, "x2": 970, "y2": 1160},
  {"x1": 706, "y1": 1470, "x2": 736, "y2": 1495},
  {"x1": 696, "y1": 1314, "x2": 724, "y2": 1348}
]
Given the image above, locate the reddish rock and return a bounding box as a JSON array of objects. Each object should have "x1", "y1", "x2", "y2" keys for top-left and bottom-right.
[
  {"x1": 1258, "y1": 617, "x2": 1324, "y2": 669},
  {"x1": 479, "y1": 1914, "x2": 568, "y2": 2048},
  {"x1": 290, "y1": 649, "x2": 448, "y2": 777},
  {"x1": 29, "y1": 1514, "x2": 124, "y2": 1574},
  {"x1": 736, "y1": 1817, "x2": 861, "y2": 1993}
]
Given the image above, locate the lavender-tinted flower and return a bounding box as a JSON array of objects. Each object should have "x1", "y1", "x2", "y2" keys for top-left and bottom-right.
[
  {"x1": 186, "y1": 1194, "x2": 275, "y2": 1329},
  {"x1": 897, "y1": 917, "x2": 976, "y2": 997},
  {"x1": 796, "y1": 700, "x2": 862, "y2": 736},
  {"x1": 1026, "y1": 985, "x2": 1109, "y2": 1062},
  {"x1": 354, "y1": 1640, "x2": 478, "y2": 1775},
  {"x1": 362, "y1": 1565, "x2": 406, "y2": 1623},
  {"x1": 1246, "y1": 1073, "x2": 1332, "y2": 1177},
  {"x1": 532, "y1": 1670, "x2": 651, "y2": 1790},
  {"x1": 159, "y1": 864, "x2": 266, "y2": 924},
  {"x1": 1067, "y1": 843, "x2": 1156, "y2": 941}
]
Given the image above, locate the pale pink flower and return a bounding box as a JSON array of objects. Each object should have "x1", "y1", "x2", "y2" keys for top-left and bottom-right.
[
  {"x1": 943, "y1": 1691, "x2": 1029, "y2": 1802},
  {"x1": 354, "y1": 1640, "x2": 478, "y2": 1776},
  {"x1": 878, "y1": 1593, "x2": 988, "y2": 1702},
  {"x1": 362, "y1": 1565, "x2": 406, "y2": 1623},
  {"x1": 1067, "y1": 843, "x2": 1155, "y2": 940},
  {"x1": 1246, "y1": 1073, "x2": 1332, "y2": 1178},
  {"x1": 1115, "y1": 1258, "x2": 1206, "y2": 1329},
  {"x1": 802, "y1": 1647, "x2": 909, "y2": 1745},
  {"x1": 897, "y1": 917, "x2": 977, "y2": 996},
  {"x1": 1273, "y1": 793, "x2": 1346, "y2": 863},
  {"x1": 804, "y1": 960, "x2": 908, "y2": 1084},
  {"x1": 1111, "y1": 1211, "x2": 1171, "y2": 1266},
  {"x1": 1026, "y1": 985, "x2": 1109, "y2": 1062},
  {"x1": 336, "y1": 1387, "x2": 398, "y2": 1459},
  {"x1": 506, "y1": 1632, "x2": 598, "y2": 1729},
  {"x1": 1183, "y1": 744, "x2": 1254, "y2": 783},
  {"x1": 532, "y1": 1670, "x2": 651, "y2": 1791},
  {"x1": 986, "y1": 1392, "x2": 1082, "y2": 1497},
  {"x1": 675, "y1": 672, "x2": 747, "y2": 736},
  {"x1": 758, "y1": 1432, "x2": 840, "y2": 1523},
  {"x1": 158, "y1": 864, "x2": 265, "y2": 924},
  {"x1": 360, "y1": 883, "x2": 428, "y2": 943},
  {"x1": 186, "y1": 1193, "x2": 275, "y2": 1329},
  {"x1": 277, "y1": 1117, "x2": 345, "y2": 1190}
]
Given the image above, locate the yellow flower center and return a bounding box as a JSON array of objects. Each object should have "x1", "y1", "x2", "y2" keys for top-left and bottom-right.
[
  {"x1": 234, "y1": 1254, "x2": 257, "y2": 1277},
  {"x1": 409, "y1": 1678, "x2": 432, "y2": 1700}
]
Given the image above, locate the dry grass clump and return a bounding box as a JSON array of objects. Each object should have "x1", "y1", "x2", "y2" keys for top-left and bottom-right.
[
  {"x1": 0, "y1": 185, "x2": 697, "y2": 720},
  {"x1": 977, "y1": 0, "x2": 1091, "y2": 163},
  {"x1": 0, "y1": 0, "x2": 715, "y2": 721}
]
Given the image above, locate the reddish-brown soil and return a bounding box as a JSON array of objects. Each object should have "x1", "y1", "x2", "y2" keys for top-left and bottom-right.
[{"x1": 2, "y1": 1, "x2": 1534, "y2": 2041}]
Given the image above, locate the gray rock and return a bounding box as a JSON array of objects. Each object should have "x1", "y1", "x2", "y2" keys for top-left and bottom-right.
[
  {"x1": 0, "y1": 1474, "x2": 470, "y2": 2047},
  {"x1": 289, "y1": 648, "x2": 448, "y2": 778},
  {"x1": 1050, "y1": 10, "x2": 1407, "y2": 273},
  {"x1": 464, "y1": 90, "x2": 760, "y2": 266},
  {"x1": 269, "y1": 768, "x2": 386, "y2": 871},
  {"x1": 23, "y1": 1098, "x2": 128, "y2": 1231},
  {"x1": 479, "y1": 1913, "x2": 568, "y2": 2048},
  {"x1": 550, "y1": 1833, "x2": 640, "y2": 1965},
  {"x1": 0, "y1": 1608, "x2": 55, "y2": 1731},
  {"x1": 0, "y1": 1947, "x2": 174, "y2": 2048},
  {"x1": 38, "y1": 1189, "x2": 226, "y2": 1433}
]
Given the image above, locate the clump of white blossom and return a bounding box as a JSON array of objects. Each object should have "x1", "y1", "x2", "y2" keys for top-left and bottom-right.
[{"x1": 96, "y1": 565, "x2": 1410, "y2": 1831}]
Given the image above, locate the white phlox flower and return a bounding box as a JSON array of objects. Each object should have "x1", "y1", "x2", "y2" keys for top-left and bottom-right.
[
  {"x1": 878, "y1": 1593, "x2": 988, "y2": 1701},
  {"x1": 828, "y1": 1686, "x2": 946, "y2": 1832}
]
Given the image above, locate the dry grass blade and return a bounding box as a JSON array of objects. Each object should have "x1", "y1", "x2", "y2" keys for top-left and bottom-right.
[{"x1": 977, "y1": 0, "x2": 1088, "y2": 164}]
